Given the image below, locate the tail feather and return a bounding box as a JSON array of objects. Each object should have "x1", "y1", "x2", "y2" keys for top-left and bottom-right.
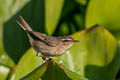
[
  {"x1": 17, "y1": 16, "x2": 46, "y2": 41},
  {"x1": 17, "y1": 16, "x2": 33, "y2": 32}
]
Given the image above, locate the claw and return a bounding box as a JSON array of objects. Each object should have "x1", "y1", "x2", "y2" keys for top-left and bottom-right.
[
  {"x1": 42, "y1": 56, "x2": 52, "y2": 61},
  {"x1": 42, "y1": 56, "x2": 46, "y2": 60}
]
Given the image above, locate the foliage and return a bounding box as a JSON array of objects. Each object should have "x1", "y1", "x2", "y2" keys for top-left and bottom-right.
[{"x1": 0, "y1": 0, "x2": 120, "y2": 80}]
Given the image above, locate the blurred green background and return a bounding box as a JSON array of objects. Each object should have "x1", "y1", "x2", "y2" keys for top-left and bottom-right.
[{"x1": 0, "y1": 0, "x2": 120, "y2": 80}]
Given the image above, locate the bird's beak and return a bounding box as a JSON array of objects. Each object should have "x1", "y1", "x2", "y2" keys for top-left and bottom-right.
[{"x1": 73, "y1": 40, "x2": 80, "y2": 42}]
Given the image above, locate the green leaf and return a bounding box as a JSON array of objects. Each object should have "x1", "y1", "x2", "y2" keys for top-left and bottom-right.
[
  {"x1": 55, "y1": 51, "x2": 75, "y2": 71},
  {"x1": 0, "y1": 22, "x2": 15, "y2": 80},
  {"x1": 69, "y1": 25, "x2": 120, "y2": 80},
  {"x1": 20, "y1": 59, "x2": 87, "y2": 80},
  {"x1": 14, "y1": 48, "x2": 43, "y2": 80},
  {"x1": 75, "y1": 0, "x2": 87, "y2": 5},
  {"x1": 45, "y1": 0, "x2": 64, "y2": 35},
  {"x1": 14, "y1": 48, "x2": 87, "y2": 80},
  {"x1": 0, "y1": 0, "x2": 29, "y2": 22},
  {"x1": 86, "y1": 0, "x2": 120, "y2": 76},
  {"x1": 2, "y1": 0, "x2": 45, "y2": 63},
  {"x1": 41, "y1": 61, "x2": 71, "y2": 80},
  {"x1": 65, "y1": 69, "x2": 88, "y2": 80},
  {"x1": 0, "y1": 48, "x2": 15, "y2": 68},
  {"x1": 54, "y1": 22, "x2": 69, "y2": 36},
  {"x1": 55, "y1": 25, "x2": 120, "y2": 80},
  {"x1": 73, "y1": 13, "x2": 85, "y2": 30},
  {"x1": 0, "y1": 23, "x2": 15, "y2": 68},
  {"x1": 0, "y1": 0, "x2": 31, "y2": 63},
  {"x1": 86, "y1": 0, "x2": 120, "y2": 33},
  {"x1": 20, "y1": 62, "x2": 48, "y2": 80},
  {"x1": 0, "y1": 65, "x2": 10, "y2": 80},
  {"x1": 60, "y1": 0, "x2": 76, "y2": 20},
  {"x1": 113, "y1": 32, "x2": 120, "y2": 45}
]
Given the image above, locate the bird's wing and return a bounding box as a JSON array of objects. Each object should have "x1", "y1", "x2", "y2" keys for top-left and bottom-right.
[
  {"x1": 30, "y1": 32, "x2": 59, "y2": 47},
  {"x1": 31, "y1": 32, "x2": 46, "y2": 41},
  {"x1": 44, "y1": 36, "x2": 60, "y2": 47}
]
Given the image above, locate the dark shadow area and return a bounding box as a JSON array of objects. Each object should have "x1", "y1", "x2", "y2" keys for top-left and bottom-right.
[
  {"x1": 116, "y1": 45, "x2": 120, "y2": 79},
  {"x1": 53, "y1": 0, "x2": 87, "y2": 36},
  {"x1": 85, "y1": 46, "x2": 120, "y2": 80},
  {"x1": 41, "y1": 61, "x2": 71, "y2": 80},
  {"x1": 3, "y1": 0, "x2": 45, "y2": 63}
]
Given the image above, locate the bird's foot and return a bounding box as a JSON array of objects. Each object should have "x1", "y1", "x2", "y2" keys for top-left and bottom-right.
[
  {"x1": 36, "y1": 53, "x2": 43, "y2": 57},
  {"x1": 36, "y1": 53, "x2": 53, "y2": 61},
  {"x1": 42, "y1": 56, "x2": 47, "y2": 60},
  {"x1": 42, "y1": 56, "x2": 52, "y2": 61}
]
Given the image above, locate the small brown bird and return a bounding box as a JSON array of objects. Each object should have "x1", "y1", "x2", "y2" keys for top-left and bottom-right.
[{"x1": 17, "y1": 16, "x2": 79, "y2": 60}]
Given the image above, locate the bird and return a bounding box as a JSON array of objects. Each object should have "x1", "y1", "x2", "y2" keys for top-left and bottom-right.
[{"x1": 17, "y1": 16, "x2": 79, "y2": 60}]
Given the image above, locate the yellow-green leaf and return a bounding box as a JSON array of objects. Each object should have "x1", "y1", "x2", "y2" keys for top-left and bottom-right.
[
  {"x1": 45, "y1": 0, "x2": 64, "y2": 35},
  {"x1": 70, "y1": 25, "x2": 120, "y2": 80},
  {"x1": 14, "y1": 48, "x2": 43, "y2": 80}
]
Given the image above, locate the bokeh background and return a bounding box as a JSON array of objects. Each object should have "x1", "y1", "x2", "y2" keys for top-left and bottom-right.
[{"x1": 0, "y1": 0, "x2": 120, "y2": 80}]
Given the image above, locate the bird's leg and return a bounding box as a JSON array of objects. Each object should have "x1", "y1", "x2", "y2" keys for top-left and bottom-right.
[
  {"x1": 46, "y1": 57, "x2": 54, "y2": 61},
  {"x1": 36, "y1": 53, "x2": 46, "y2": 60},
  {"x1": 42, "y1": 56, "x2": 47, "y2": 60},
  {"x1": 42, "y1": 56, "x2": 52, "y2": 61},
  {"x1": 36, "y1": 53, "x2": 43, "y2": 57},
  {"x1": 46, "y1": 56, "x2": 50, "y2": 60},
  {"x1": 36, "y1": 53, "x2": 51, "y2": 61}
]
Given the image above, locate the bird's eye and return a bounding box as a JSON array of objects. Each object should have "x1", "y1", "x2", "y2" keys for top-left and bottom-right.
[{"x1": 63, "y1": 39, "x2": 71, "y2": 42}]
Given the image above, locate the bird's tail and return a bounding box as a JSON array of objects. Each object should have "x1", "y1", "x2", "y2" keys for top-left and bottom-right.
[{"x1": 17, "y1": 16, "x2": 33, "y2": 32}]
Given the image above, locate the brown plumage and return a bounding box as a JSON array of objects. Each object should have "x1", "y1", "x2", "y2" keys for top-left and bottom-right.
[{"x1": 17, "y1": 16, "x2": 79, "y2": 60}]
